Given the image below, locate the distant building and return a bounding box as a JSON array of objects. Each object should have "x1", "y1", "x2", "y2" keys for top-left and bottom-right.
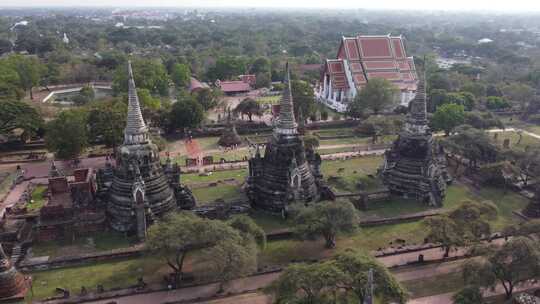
[
  {"x1": 215, "y1": 76, "x2": 254, "y2": 95},
  {"x1": 189, "y1": 77, "x2": 209, "y2": 94},
  {"x1": 316, "y1": 34, "x2": 417, "y2": 113}
]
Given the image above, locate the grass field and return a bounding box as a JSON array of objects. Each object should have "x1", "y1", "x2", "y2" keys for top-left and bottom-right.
[
  {"x1": 321, "y1": 155, "x2": 383, "y2": 192},
  {"x1": 491, "y1": 130, "x2": 540, "y2": 151},
  {"x1": 402, "y1": 271, "x2": 464, "y2": 299},
  {"x1": 27, "y1": 256, "x2": 164, "y2": 301},
  {"x1": 192, "y1": 184, "x2": 246, "y2": 204},
  {"x1": 28, "y1": 185, "x2": 48, "y2": 212},
  {"x1": 256, "y1": 95, "x2": 281, "y2": 105},
  {"x1": 182, "y1": 169, "x2": 247, "y2": 185},
  {"x1": 32, "y1": 232, "x2": 134, "y2": 258}
]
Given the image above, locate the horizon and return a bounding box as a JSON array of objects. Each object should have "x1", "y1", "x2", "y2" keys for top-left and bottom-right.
[{"x1": 2, "y1": 0, "x2": 540, "y2": 14}]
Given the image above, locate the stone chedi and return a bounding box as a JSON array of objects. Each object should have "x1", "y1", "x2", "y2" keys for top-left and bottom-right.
[
  {"x1": 247, "y1": 64, "x2": 322, "y2": 212},
  {"x1": 0, "y1": 243, "x2": 26, "y2": 299},
  {"x1": 381, "y1": 75, "x2": 449, "y2": 206},
  {"x1": 218, "y1": 111, "x2": 242, "y2": 147},
  {"x1": 103, "y1": 61, "x2": 195, "y2": 235}
]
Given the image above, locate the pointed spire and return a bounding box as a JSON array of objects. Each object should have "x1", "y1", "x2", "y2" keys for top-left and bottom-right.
[
  {"x1": 275, "y1": 62, "x2": 298, "y2": 135},
  {"x1": 124, "y1": 60, "x2": 148, "y2": 145},
  {"x1": 405, "y1": 65, "x2": 428, "y2": 134}
]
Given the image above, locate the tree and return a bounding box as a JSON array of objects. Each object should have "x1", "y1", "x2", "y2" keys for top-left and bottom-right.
[
  {"x1": 0, "y1": 100, "x2": 43, "y2": 138},
  {"x1": 170, "y1": 63, "x2": 191, "y2": 88},
  {"x1": 147, "y1": 212, "x2": 259, "y2": 289},
  {"x1": 463, "y1": 237, "x2": 540, "y2": 299},
  {"x1": 502, "y1": 83, "x2": 534, "y2": 111},
  {"x1": 453, "y1": 286, "x2": 483, "y2": 304},
  {"x1": 167, "y1": 92, "x2": 204, "y2": 133},
  {"x1": 255, "y1": 72, "x2": 271, "y2": 89},
  {"x1": 443, "y1": 126, "x2": 499, "y2": 170},
  {"x1": 351, "y1": 78, "x2": 398, "y2": 114},
  {"x1": 227, "y1": 215, "x2": 267, "y2": 248},
  {"x1": 45, "y1": 110, "x2": 88, "y2": 159},
  {"x1": 303, "y1": 135, "x2": 320, "y2": 151},
  {"x1": 249, "y1": 57, "x2": 271, "y2": 75},
  {"x1": 485, "y1": 96, "x2": 510, "y2": 110},
  {"x1": 137, "y1": 88, "x2": 161, "y2": 111},
  {"x1": 234, "y1": 98, "x2": 261, "y2": 121},
  {"x1": 464, "y1": 112, "x2": 504, "y2": 130},
  {"x1": 0, "y1": 63, "x2": 24, "y2": 100},
  {"x1": 431, "y1": 103, "x2": 465, "y2": 136},
  {"x1": 505, "y1": 148, "x2": 540, "y2": 187},
  {"x1": 267, "y1": 250, "x2": 407, "y2": 304},
  {"x1": 291, "y1": 80, "x2": 316, "y2": 118},
  {"x1": 267, "y1": 261, "x2": 345, "y2": 304},
  {"x1": 112, "y1": 59, "x2": 170, "y2": 96},
  {"x1": 429, "y1": 89, "x2": 448, "y2": 112},
  {"x1": 73, "y1": 86, "x2": 95, "y2": 105},
  {"x1": 291, "y1": 201, "x2": 358, "y2": 248},
  {"x1": 86, "y1": 100, "x2": 127, "y2": 148},
  {"x1": 206, "y1": 56, "x2": 246, "y2": 81},
  {"x1": 8, "y1": 55, "x2": 42, "y2": 100},
  {"x1": 423, "y1": 200, "x2": 497, "y2": 257},
  {"x1": 334, "y1": 250, "x2": 407, "y2": 303},
  {"x1": 194, "y1": 88, "x2": 221, "y2": 111}
]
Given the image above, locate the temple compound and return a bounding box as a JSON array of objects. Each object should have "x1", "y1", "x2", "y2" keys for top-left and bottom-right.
[
  {"x1": 98, "y1": 61, "x2": 195, "y2": 238},
  {"x1": 35, "y1": 163, "x2": 104, "y2": 241},
  {"x1": 381, "y1": 76, "x2": 449, "y2": 207},
  {"x1": 247, "y1": 64, "x2": 323, "y2": 213},
  {"x1": 0, "y1": 243, "x2": 26, "y2": 301},
  {"x1": 317, "y1": 34, "x2": 417, "y2": 113}
]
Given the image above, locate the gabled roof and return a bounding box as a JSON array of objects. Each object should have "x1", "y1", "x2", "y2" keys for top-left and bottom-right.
[
  {"x1": 329, "y1": 34, "x2": 417, "y2": 90},
  {"x1": 217, "y1": 80, "x2": 251, "y2": 93}
]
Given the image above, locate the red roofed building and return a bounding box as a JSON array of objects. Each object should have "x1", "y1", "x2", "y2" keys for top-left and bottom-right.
[
  {"x1": 317, "y1": 34, "x2": 417, "y2": 113},
  {"x1": 215, "y1": 79, "x2": 252, "y2": 95}
]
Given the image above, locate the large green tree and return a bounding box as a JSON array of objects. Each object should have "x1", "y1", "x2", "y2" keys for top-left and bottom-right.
[
  {"x1": 291, "y1": 201, "x2": 358, "y2": 248},
  {"x1": 431, "y1": 103, "x2": 465, "y2": 136},
  {"x1": 194, "y1": 88, "x2": 221, "y2": 111},
  {"x1": 147, "y1": 212, "x2": 260, "y2": 289},
  {"x1": 234, "y1": 98, "x2": 261, "y2": 121},
  {"x1": 7, "y1": 55, "x2": 43, "y2": 100},
  {"x1": 0, "y1": 100, "x2": 43, "y2": 139},
  {"x1": 45, "y1": 109, "x2": 88, "y2": 159},
  {"x1": 170, "y1": 63, "x2": 191, "y2": 88},
  {"x1": 166, "y1": 92, "x2": 204, "y2": 133},
  {"x1": 267, "y1": 250, "x2": 406, "y2": 304},
  {"x1": 351, "y1": 78, "x2": 398, "y2": 114},
  {"x1": 86, "y1": 100, "x2": 127, "y2": 148},
  {"x1": 463, "y1": 237, "x2": 540, "y2": 299},
  {"x1": 334, "y1": 250, "x2": 407, "y2": 303},
  {"x1": 206, "y1": 56, "x2": 246, "y2": 81},
  {"x1": 423, "y1": 200, "x2": 497, "y2": 257},
  {"x1": 113, "y1": 59, "x2": 170, "y2": 96},
  {"x1": 291, "y1": 80, "x2": 316, "y2": 119}
]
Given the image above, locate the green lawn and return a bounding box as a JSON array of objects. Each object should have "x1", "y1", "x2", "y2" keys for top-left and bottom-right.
[
  {"x1": 32, "y1": 232, "x2": 134, "y2": 258},
  {"x1": 321, "y1": 156, "x2": 383, "y2": 193},
  {"x1": 28, "y1": 185, "x2": 48, "y2": 212},
  {"x1": 259, "y1": 183, "x2": 528, "y2": 267},
  {"x1": 249, "y1": 211, "x2": 292, "y2": 232},
  {"x1": 491, "y1": 130, "x2": 540, "y2": 151},
  {"x1": 402, "y1": 271, "x2": 463, "y2": 299},
  {"x1": 182, "y1": 169, "x2": 247, "y2": 185},
  {"x1": 28, "y1": 256, "x2": 163, "y2": 301},
  {"x1": 256, "y1": 95, "x2": 281, "y2": 105},
  {"x1": 195, "y1": 136, "x2": 220, "y2": 151},
  {"x1": 192, "y1": 184, "x2": 246, "y2": 204}
]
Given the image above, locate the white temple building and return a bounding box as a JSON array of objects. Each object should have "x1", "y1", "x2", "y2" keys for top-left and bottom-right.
[{"x1": 316, "y1": 34, "x2": 418, "y2": 113}]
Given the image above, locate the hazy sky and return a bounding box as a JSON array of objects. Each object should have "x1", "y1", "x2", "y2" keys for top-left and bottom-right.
[{"x1": 2, "y1": 0, "x2": 540, "y2": 12}]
